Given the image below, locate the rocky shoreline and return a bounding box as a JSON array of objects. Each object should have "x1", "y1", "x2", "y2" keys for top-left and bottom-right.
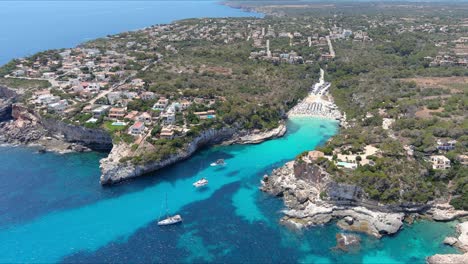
[
  {"x1": 100, "y1": 123, "x2": 287, "y2": 185},
  {"x1": 260, "y1": 158, "x2": 468, "y2": 256},
  {"x1": 0, "y1": 104, "x2": 112, "y2": 154},
  {"x1": 0, "y1": 96, "x2": 287, "y2": 184},
  {"x1": 427, "y1": 222, "x2": 468, "y2": 263}
]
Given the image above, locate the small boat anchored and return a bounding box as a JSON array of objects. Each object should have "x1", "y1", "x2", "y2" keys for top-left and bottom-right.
[
  {"x1": 193, "y1": 178, "x2": 208, "y2": 188},
  {"x1": 210, "y1": 159, "x2": 225, "y2": 167},
  {"x1": 158, "y1": 214, "x2": 182, "y2": 226},
  {"x1": 158, "y1": 194, "x2": 183, "y2": 226}
]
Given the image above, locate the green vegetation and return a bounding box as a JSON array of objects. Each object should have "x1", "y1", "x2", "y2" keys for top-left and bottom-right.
[
  {"x1": 321, "y1": 17, "x2": 467, "y2": 205},
  {"x1": 0, "y1": 77, "x2": 50, "y2": 89}
]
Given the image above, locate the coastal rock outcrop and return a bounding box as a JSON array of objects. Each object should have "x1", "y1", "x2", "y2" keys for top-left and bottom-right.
[
  {"x1": 0, "y1": 103, "x2": 12, "y2": 122},
  {"x1": 100, "y1": 123, "x2": 288, "y2": 185},
  {"x1": 427, "y1": 222, "x2": 468, "y2": 263},
  {"x1": 334, "y1": 233, "x2": 361, "y2": 251},
  {"x1": 100, "y1": 127, "x2": 238, "y2": 185},
  {"x1": 232, "y1": 123, "x2": 286, "y2": 144},
  {"x1": 426, "y1": 204, "x2": 468, "y2": 221},
  {"x1": 0, "y1": 104, "x2": 112, "y2": 152},
  {"x1": 0, "y1": 104, "x2": 46, "y2": 143},
  {"x1": 0, "y1": 86, "x2": 17, "y2": 122},
  {"x1": 261, "y1": 159, "x2": 405, "y2": 238},
  {"x1": 40, "y1": 117, "x2": 112, "y2": 150},
  {"x1": 426, "y1": 253, "x2": 468, "y2": 264}
]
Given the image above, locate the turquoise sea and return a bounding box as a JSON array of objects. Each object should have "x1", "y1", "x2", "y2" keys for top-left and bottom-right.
[
  {"x1": 0, "y1": 1, "x2": 461, "y2": 262},
  {"x1": 0, "y1": 118, "x2": 459, "y2": 263}
]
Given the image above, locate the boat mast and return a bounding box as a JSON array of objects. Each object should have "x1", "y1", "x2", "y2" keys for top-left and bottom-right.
[{"x1": 165, "y1": 193, "x2": 169, "y2": 217}]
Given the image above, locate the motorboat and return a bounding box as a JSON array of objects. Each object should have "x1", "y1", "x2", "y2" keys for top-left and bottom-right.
[
  {"x1": 193, "y1": 178, "x2": 208, "y2": 188},
  {"x1": 210, "y1": 159, "x2": 225, "y2": 167}
]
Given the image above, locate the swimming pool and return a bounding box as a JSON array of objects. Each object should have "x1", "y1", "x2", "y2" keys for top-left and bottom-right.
[{"x1": 111, "y1": 121, "x2": 127, "y2": 126}]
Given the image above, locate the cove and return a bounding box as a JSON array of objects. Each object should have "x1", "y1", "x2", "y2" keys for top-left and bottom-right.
[{"x1": 0, "y1": 118, "x2": 458, "y2": 263}]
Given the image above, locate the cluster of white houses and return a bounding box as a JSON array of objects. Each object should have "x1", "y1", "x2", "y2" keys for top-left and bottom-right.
[{"x1": 81, "y1": 94, "x2": 217, "y2": 140}]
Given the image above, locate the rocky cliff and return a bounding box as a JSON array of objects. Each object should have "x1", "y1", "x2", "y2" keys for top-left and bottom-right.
[
  {"x1": 225, "y1": 124, "x2": 287, "y2": 145},
  {"x1": 0, "y1": 104, "x2": 112, "y2": 151},
  {"x1": 100, "y1": 123, "x2": 287, "y2": 185},
  {"x1": 100, "y1": 127, "x2": 237, "y2": 184},
  {"x1": 0, "y1": 86, "x2": 17, "y2": 121},
  {"x1": 261, "y1": 161, "x2": 404, "y2": 237},
  {"x1": 0, "y1": 86, "x2": 17, "y2": 99},
  {"x1": 40, "y1": 117, "x2": 112, "y2": 150},
  {"x1": 427, "y1": 221, "x2": 468, "y2": 264},
  {"x1": 0, "y1": 103, "x2": 12, "y2": 122},
  {"x1": 261, "y1": 159, "x2": 466, "y2": 238}
]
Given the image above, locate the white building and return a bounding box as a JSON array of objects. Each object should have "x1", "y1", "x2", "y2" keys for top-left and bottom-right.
[
  {"x1": 86, "y1": 83, "x2": 101, "y2": 93},
  {"x1": 92, "y1": 105, "x2": 111, "y2": 118},
  {"x1": 152, "y1": 97, "x2": 169, "y2": 111},
  {"x1": 430, "y1": 155, "x2": 451, "y2": 170},
  {"x1": 129, "y1": 121, "x2": 145, "y2": 135},
  {"x1": 36, "y1": 94, "x2": 59, "y2": 105},
  {"x1": 48, "y1": 100, "x2": 68, "y2": 113},
  {"x1": 137, "y1": 112, "x2": 152, "y2": 124}
]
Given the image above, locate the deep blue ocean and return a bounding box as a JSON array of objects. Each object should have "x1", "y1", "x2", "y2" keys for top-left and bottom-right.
[
  {"x1": 0, "y1": 1, "x2": 260, "y2": 66},
  {"x1": 0, "y1": 118, "x2": 459, "y2": 263},
  {"x1": 0, "y1": 1, "x2": 461, "y2": 263}
]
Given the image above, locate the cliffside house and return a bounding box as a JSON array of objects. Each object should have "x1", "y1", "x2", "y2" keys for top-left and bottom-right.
[
  {"x1": 36, "y1": 94, "x2": 59, "y2": 106},
  {"x1": 12, "y1": 69, "x2": 25, "y2": 77},
  {"x1": 124, "y1": 110, "x2": 139, "y2": 121},
  {"x1": 160, "y1": 127, "x2": 175, "y2": 139},
  {"x1": 107, "y1": 92, "x2": 122, "y2": 105},
  {"x1": 131, "y1": 78, "x2": 145, "y2": 87},
  {"x1": 161, "y1": 110, "x2": 176, "y2": 125},
  {"x1": 152, "y1": 97, "x2": 169, "y2": 111},
  {"x1": 92, "y1": 105, "x2": 111, "y2": 118},
  {"x1": 179, "y1": 99, "x2": 192, "y2": 110},
  {"x1": 437, "y1": 139, "x2": 456, "y2": 151},
  {"x1": 307, "y1": 151, "x2": 325, "y2": 162},
  {"x1": 34, "y1": 90, "x2": 51, "y2": 97},
  {"x1": 86, "y1": 82, "x2": 101, "y2": 93},
  {"x1": 194, "y1": 110, "x2": 216, "y2": 120},
  {"x1": 430, "y1": 155, "x2": 451, "y2": 170},
  {"x1": 42, "y1": 72, "x2": 56, "y2": 79},
  {"x1": 47, "y1": 100, "x2": 68, "y2": 114},
  {"x1": 129, "y1": 121, "x2": 145, "y2": 135},
  {"x1": 336, "y1": 161, "x2": 357, "y2": 170},
  {"x1": 141, "y1": 92, "x2": 156, "y2": 101},
  {"x1": 108, "y1": 107, "x2": 126, "y2": 120},
  {"x1": 137, "y1": 112, "x2": 152, "y2": 124},
  {"x1": 82, "y1": 105, "x2": 94, "y2": 113},
  {"x1": 321, "y1": 53, "x2": 334, "y2": 61},
  {"x1": 457, "y1": 155, "x2": 468, "y2": 166}
]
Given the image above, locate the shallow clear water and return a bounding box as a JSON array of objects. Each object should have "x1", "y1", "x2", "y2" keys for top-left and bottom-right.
[
  {"x1": 0, "y1": 0, "x2": 261, "y2": 65},
  {"x1": 0, "y1": 118, "x2": 459, "y2": 263}
]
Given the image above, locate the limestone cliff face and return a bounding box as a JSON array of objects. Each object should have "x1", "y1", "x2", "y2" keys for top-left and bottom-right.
[
  {"x1": 0, "y1": 86, "x2": 17, "y2": 99},
  {"x1": 262, "y1": 159, "x2": 468, "y2": 239},
  {"x1": 1, "y1": 104, "x2": 112, "y2": 150},
  {"x1": 40, "y1": 117, "x2": 112, "y2": 150},
  {"x1": 0, "y1": 103, "x2": 12, "y2": 122},
  {"x1": 99, "y1": 123, "x2": 287, "y2": 185},
  {"x1": 0, "y1": 86, "x2": 17, "y2": 122},
  {"x1": 100, "y1": 127, "x2": 238, "y2": 185},
  {"x1": 261, "y1": 160, "x2": 406, "y2": 237},
  {"x1": 427, "y1": 222, "x2": 468, "y2": 264}
]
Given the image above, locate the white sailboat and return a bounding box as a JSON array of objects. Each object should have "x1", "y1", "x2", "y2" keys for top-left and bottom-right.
[{"x1": 157, "y1": 194, "x2": 182, "y2": 226}]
